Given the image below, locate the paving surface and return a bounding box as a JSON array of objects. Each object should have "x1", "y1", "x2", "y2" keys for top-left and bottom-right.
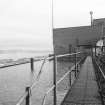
[{"x1": 61, "y1": 56, "x2": 102, "y2": 105}]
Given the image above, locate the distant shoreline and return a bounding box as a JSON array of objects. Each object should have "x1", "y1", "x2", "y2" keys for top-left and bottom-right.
[{"x1": 0, "y1": 50, "x2": 53, "y2": 54}]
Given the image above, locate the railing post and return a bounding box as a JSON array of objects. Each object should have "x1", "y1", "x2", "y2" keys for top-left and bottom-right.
[
  {"x1": 91, "y1": 47, "x2": 93, "y2": 58},
  {"x1": 53, "y1": 54, "x2": 57, "y2": 105},
  {"x1": 30, "y1": 58, "x2": 34, "y2": 72},
  {"x1": 69, "y1": 72, "x2": 71, "y2": 87},
  {"x1": 75, "y1": 53, "x2": 77, "y2": 78},
  {"x1": 77, "y1": 64, "x2": 79, "y2": 73},
  {"x1": 30, "y1": 58, "x2": 34, "y2": 86},
  {"x1": 102, "y1": 46, "x2": 104, "y2": 53},
  {"x1": 26, "y1": 87, "x2": 31, "y2": 105}
]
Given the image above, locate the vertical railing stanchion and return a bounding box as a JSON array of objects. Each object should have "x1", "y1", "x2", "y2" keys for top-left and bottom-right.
[
  {"x1": 102, "y1": 46, "x2": 103, "y2": 53},
  {"x1": 69, "y1": 72, "x2": 71, "y2": 87},
  {"x1": 91, "y1": 47, "x2": 93, "y2": 58},
  {"x1": 75, "y1": 53, "x2": 77, "y2": 78},
  {"x1": 77, "y1": 64, "x2": 78, "y2": 75},
  {"x1": 30, "y1": 58, "x2": 34, "y2": 86},
  {"x1": 30, "y1": 58, "x2": 34, "y2": 72},
  {"x1": 53, "y1": 54, "x2": 57, "y2": 105},
  {"x1": 26, "y1": 87, "x2": 31, "y2": 105}
]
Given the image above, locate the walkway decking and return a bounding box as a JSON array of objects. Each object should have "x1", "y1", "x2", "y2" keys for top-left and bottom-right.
[{"x1": 61, "y1": 56, "x2": 102, "y2": 105}]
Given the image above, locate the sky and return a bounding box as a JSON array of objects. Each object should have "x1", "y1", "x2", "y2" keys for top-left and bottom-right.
[
  {"x1": 0, "y1": 0, "x2": 105, "y2": 51},
  {"x1": 0, "y1": 0, "x2": 52, "y2": 51},
  {"x1": 54, "y1": 0, "x2": 105, "y2": 28}
]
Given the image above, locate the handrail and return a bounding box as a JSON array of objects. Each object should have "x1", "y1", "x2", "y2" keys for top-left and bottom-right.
[
  {"x1": 41, "y1": 56, "x2": 85, "y2": 105},
  {"x1": 15, "y1": 52, "x2": 83, "y2": 105},
  {"x1": 0, "y1": 52, "x2": 81, "y2": 69},
  {"x1": 56, "y1": 52, "x2": 81, "y2": 58},
  {"x1": 94, "y1": 59, "x2": 105, "y2": 79},
  {"x1": 93, "y1": 56, "x2": 105, "y2": 105}
]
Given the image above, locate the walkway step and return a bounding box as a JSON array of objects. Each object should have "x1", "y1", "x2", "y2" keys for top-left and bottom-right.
[{"x1": 61, "y1": 56, "x2": 102, "y2": 105}]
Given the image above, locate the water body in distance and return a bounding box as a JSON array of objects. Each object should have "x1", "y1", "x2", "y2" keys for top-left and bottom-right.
[{"x1": 0, "y1": 52, "x2": 75, "y2": 105}]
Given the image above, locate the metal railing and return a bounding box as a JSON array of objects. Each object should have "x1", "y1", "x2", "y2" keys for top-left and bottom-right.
[
  {"x1": 14, "y1": 52, "x2": 85, "y2": 105},
  {"x1": 92, "y1": 56, "x2": 105, "y2": 105},
  {"x1": 0, "y1": 55, "x2": 49, "y2": 69},
  {"x1": 42, "y1": 56, "x2": 86, "y2": 105}
]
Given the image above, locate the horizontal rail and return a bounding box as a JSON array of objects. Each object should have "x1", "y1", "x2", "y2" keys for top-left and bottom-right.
[
  {"x1": 0, "y1": 58, "x2": 47, "y2": 69},
  {"x1": 56, "y1": 52, "x2": 81, "y2": 58},
  {"x1": 0, "y1": 52, "x2": 81, "y2": 69},
  {"x1": 0, "y1": 61, "x2": 30, "y2": 69}
]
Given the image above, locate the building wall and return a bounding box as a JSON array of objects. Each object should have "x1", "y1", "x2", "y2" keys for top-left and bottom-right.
[
  {"x1": 53, "y1": 26, "x2": 102, "y2": 54},
  {"x1": 93, "y1": 18, "x2": 105, "y2": 26}
]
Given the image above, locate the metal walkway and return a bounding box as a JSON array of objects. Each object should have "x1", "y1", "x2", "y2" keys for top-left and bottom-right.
[{"x1": 61, "y1": 56, "x2": 102, "y2": 105}]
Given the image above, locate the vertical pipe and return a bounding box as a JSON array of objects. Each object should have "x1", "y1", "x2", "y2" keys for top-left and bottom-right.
[
  {"x1": 75, "y1": 53, "x2": 77, "y2": 78},
  {"x1": 102, "y1": 46, "x2": 104, "y2": 53},
  {"x1": 69, "y1": 72, "x2": 71, "y2": 87},
  {"x1": 30, "y1": 58, "x2": 34, "y2": 86},
  {"x1": 30, "y1": 58, "x2": 34, "y2": 72},
  {"x1": 53, "y1": 54, "x2": 57, "y2": 105},
  {"x1": 26, "y1": 87, "x2": 31, "y2": 105},
  {"x1": 90, "y1": 11, "x2": 93, "y2": 26},
  {"x1": 77, "y1": 64, "x2": 78, "y2": 73}
]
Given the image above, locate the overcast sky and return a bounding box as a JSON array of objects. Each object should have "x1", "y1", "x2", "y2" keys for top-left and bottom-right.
[
  {"x1": 0, "y1": 0, "x2": 105, "y2": 51},
  {"x1": 54, "y1": 0, "x2": 105, "y2": 28},
  {"x1": 0, "y1": 0, "x2": 52, "y2": 51}
]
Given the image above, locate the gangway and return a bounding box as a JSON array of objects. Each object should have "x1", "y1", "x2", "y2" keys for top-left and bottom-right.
[{"x1": 61, "y1": 56, "x2": 102, "y2": 105}]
